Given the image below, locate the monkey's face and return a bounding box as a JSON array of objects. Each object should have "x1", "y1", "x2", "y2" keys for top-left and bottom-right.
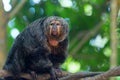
[
  {"x1": 44, "y1": 16, "x2": 69, "y2": 46},
  {"x1": 49, "y1": 20, "x2": 62, "y2": 39}
]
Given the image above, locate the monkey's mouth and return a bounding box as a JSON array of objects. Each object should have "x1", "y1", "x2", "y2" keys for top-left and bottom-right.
[
  {"x1": 47, "y1": 31, "x2": 59, "y2": 46},
  {"x1": 51, "y1": 31, "x2": 58, "y2": 36},
  {"x1": 46, "y1": 28, "x2": 66, "y2": 44}
]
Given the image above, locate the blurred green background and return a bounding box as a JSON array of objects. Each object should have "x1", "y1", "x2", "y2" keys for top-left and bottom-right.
[{"x1": 0, "y1": 0, "x2": 120, "y2": 78}]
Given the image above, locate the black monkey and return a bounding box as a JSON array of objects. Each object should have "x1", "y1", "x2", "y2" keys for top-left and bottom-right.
[{"x1": 3, "y1": 16, "x2": 69, "y2": 80}]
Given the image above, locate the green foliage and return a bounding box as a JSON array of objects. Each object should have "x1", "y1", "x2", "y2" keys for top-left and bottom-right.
[{"x1": 7, "y1": 0, "x2": 119, "y2": 72}]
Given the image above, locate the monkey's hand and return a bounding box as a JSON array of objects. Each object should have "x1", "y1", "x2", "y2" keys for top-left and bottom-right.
[
  {"x1": 49, "y1": 68, "x2": 58, "y2": 80},
  {"x1": 50, "y1": 76, "x2": 58, "y2": 80},
  {"x1": 54, "y1": 68, "x2": 63, "y2": 78}
]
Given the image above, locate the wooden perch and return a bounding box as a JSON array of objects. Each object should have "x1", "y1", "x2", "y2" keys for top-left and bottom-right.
[
  {"x1": 0, "y1": 70, "x2": 101, "y2": 80},
  {"x1": 80, "y1": 67, "x2": 120, "y2": 80},
  {"x1": 0, "y1": 70, "x2": 69, "y2": 80},
  {"x1": 0, "y1": 66, "x2": 120, "y2": 80}
]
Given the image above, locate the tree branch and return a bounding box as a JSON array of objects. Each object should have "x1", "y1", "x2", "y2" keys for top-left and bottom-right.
[
  {"x1": 60, "y1": 72, "x2": 102, "y2": 80},
  {"x1": 9, "y1": 0, "x2": 27, "y2": 18},
  {"x1": 110, "y1": 0, "x2": 118, "y2": 69},
  {"x1": 0, "y1": 0, "x2": 5, "y2": 17},
  {"x1": 11, "y1": 0, "x2": 17, "y2": 8},
  {"x1": 70, "y1": 22, "x2": 103, "y2": 55},
  {"x1": 1, "y1": 66, "x2": 120, "y2": 80},
  {"x1": 81, "y1": 67, "x2": 120, "y2": 80},
  {"x1": 69, "y1": 31, "x2": 88, "y2": 51},
  {"x1": 0, "y1": 70, "x2": 101, "y2": 80}
]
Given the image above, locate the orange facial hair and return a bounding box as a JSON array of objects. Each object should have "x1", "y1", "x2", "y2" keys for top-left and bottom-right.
[{"x1": 49, "y1": 40, "x2": 58, "y2": 47}]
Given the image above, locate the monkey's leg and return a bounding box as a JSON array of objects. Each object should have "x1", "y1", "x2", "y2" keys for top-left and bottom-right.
[
  {"x1": 29, "y1": 71, "x2": 37, "y2": 80},
  {"x1": 49, "y1": 68, "x2": 58, "y2": 80},
  {"x1": 53, "y1": 64, "x2": 63, "y2": 77},
  {"x1": 25, "y1": 69, "x2": 37, "y2": 80}
]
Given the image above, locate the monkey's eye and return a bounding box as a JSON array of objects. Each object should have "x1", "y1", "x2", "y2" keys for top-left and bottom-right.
[
  {"x1": 50, "y1": 23, "x2": 54, "y2": 26},
  {"x1": 56, "y1": 23, "x2": 60, "y2": 26}
]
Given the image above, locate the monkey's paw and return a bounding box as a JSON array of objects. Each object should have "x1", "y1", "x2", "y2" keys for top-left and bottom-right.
[{"x1": 49, "y1": 77, "x2": 58, "y2": 80}]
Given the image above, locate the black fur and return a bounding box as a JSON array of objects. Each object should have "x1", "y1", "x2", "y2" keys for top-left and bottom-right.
[{"x1": 3, "y1": 16, "x2": 69, "y2": 80}]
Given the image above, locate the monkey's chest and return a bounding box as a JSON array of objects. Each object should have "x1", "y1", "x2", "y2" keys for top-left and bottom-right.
[{"x1": 50, "y1": 47, "x2": 59, "y2": 55}]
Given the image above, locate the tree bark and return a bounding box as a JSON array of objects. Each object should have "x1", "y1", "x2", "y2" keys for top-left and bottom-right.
[
  {"x1": 0, "y1": 0, "x2": 8, "y2": 69},
  {"x1": 0, "y1": 0, "x2": 27, "y2": 69},
  {"x1": 110, "y1": 0, "x2": 118, "y2": 80},
  {"x1": 1, "y1": 66, "x2": 120, "y2": 80},
  {"x1": 110, "y1": 0, "x2": 118, "y2": 69}
]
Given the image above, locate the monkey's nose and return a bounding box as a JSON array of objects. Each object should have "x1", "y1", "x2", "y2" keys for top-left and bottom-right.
[{"x1": 51, "y1": 31, "x2": 58, "y2": 36}]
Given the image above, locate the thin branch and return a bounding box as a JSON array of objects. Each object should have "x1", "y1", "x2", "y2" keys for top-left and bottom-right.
[
  {"x1": 11, "y1": 0, "x2": 17, "y2": 8},
  {"x1": 81, "y1": 67, "x2": 120, "y2": 80},
  {"x1": 9, "y1": 0, "x2": 27, "y2": 18},
  {"x1": 70, "y1": 22, "x2": 103, "y2": 55},
  {"x1": 0, "y1": 0, "x2": 5, "y2": 16},
  {"x1": 69, "y1": 31, "x2": 88, "y2": 51},
  {"x1": 60, "y1": 66, "x2": 120, "y2": 80},
  {"x1": 60, "y1": 72, "x2": 102, "y2": 80},
  {"x1": 110, "y1": 0, "x2": 118, "y2": 69}
]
